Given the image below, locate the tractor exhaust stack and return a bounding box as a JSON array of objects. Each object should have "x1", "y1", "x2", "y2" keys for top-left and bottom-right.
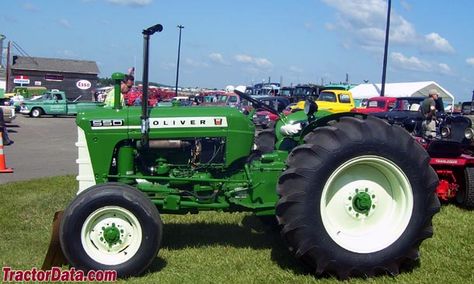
[{"x1": 141, "y1": 24, "x2": 163, "y2": 148}]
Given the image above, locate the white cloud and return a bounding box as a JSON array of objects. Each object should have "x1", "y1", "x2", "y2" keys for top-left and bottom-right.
[
  {"x1": 209, "y1": 53, "x2": 227, "y2": 65},
  {"x1": 234, "y1": 54, "x2": 272, "y2": 68},
  {"x1": 289, "y1": 66, "x2": 303, "y2": 73},
  {"x1": 106, "y1": 0, "x2": 152, "y2": 6},
  {"x1": 58, "y1": 19, "x2": 72, "y2": 29},
  {"x1": 22, "y1": 3, "x2": 39, "y2": 12},
  {"x1": 357, "y1": 27, "x2": 385, "y2": 44},
  {"x1": 322, "y1": 0, "x2": 416, "y2": 47},
  {"x1": 467, "y1": 57, "x2": 474, "y2": 66},
  {"x1": 56, "y1": 49, "x2": 78, "y2": 58},
  {"x1": 423, "y1": 33, "x2": 455, "y2": 53},
  {"x1": 437, "y1": 63, "x2": 452, "y2": 75},
  {"x1": 400, "y1": 0, "x2": 411, "y2": 11},
  {"x1": 324, "y1": 22, "x2": 336, "y2": 31},
  {"x1": 161, "y1": 62, "x2": 175, "y2": 71},
  {"x1": 234, "y1": 54, "x2": 253, "y2": 64},
  {"x1": 184, "y1": 58, "x2": 209, "y2": 68},
  {"x1": 391, "y1": 52, "x2": 453, "y2": 75},
  {"x1": 304, "y1": 22, "x2": 314, "y2": 31},
  {"x1": 391, "y1": 52, "x2": 430, "y2": 72},
  {"x1": 254, "y1": 58, "x2": 272, "y2": 68},
  {"x1": 322, "y1": 0, "x2": 386, "y2": 28},
  {"x1": 389, "y1": 17, "x2": 417, "y2": 44},
  {"x1": 322, "y1": 0, "x2": 451, "y2": 54}
]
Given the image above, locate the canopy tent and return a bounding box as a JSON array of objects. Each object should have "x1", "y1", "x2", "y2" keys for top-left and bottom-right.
[{"x1": 349, "y1": 81, "x2": 454, "y2": 104}]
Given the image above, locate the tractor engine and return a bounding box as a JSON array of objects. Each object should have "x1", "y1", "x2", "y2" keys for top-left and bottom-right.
[{"x1": 135, "y1": 137, "x2": 226, "y2": 175}]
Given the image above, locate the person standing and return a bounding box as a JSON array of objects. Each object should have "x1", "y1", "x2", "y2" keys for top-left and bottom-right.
[
  {"x1": 420, "y1": 89, "x2": 439, "y2": 137},
  {"x1": 104, "y1": 74, "x2": 135, "y2": 107},
  {"x1": 0, "y1": 107, "x2": 13, "y2": 145}
]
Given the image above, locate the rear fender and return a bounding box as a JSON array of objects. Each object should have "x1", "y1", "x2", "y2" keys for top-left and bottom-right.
[{"x1": 300, "y1": 112, "x2": 368, "y2": 139}]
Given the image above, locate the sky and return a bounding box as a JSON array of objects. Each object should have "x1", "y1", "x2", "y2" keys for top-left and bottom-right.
[{"x1": 1, "y1": 0, "x2": 474, "y2": 101}]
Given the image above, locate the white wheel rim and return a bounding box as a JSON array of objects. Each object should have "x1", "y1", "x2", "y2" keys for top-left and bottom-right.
[
  {"x1": 320, "y1": 155, "x2": 413, "y2": 253},
  {"x1": 81, "y1": 206, "x2": 143, "y2": 265},
  {"x1": 33, "y1": 109, "x2": 39, "y2": 116}
]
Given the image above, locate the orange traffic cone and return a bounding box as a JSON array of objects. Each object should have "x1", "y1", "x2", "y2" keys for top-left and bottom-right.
[{"x1": 0, "y1": 131, "x2": 13, "y2": 173}]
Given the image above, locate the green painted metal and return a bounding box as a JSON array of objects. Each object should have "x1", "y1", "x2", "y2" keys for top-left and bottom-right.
[
  {"x1": 274, "y1": 109, "x2": 332, "y2": 148},
  {"x1": 117, "y1": 145, "x2": 134, "y2": 183},
  {"x1": 75, "y1": 74, "x2": 343, "y2": 216},
  {"x1": 111, "y1": 72, "x2": 124, "y2": 110},
  {"x1": 352, "y1": 191, "x2": 372, "y2": 214},
  {"x1": 102, "y1": 224, "x2": 121, "y2": 247}
]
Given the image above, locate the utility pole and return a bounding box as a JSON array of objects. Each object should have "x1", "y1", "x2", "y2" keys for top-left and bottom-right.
[
  {"x1": 175, "y1": 25, "x2": 184, "y2": 96},
  {"x1": 380, "y1": 0, "x2": 391, "y2": 97},
  {"x1": 6, "y1": 41, "x2": 11, "y2": 92},
  {"x1": 0, "y1": 34, "x2": 5, "y2": 68}
]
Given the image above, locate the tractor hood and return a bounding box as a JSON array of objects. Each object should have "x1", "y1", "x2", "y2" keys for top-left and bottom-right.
[
  {"x1": 77, "y1": 105, "x2": 253, "y2": 131},
  {"x1": 76, "y1": 105, "x2": 256, "y2": 167}
]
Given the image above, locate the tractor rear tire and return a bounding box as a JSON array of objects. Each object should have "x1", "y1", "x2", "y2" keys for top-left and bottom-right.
[
  {"x1": 59, "y1": 183, "x2": 163, "y2": 278},
  {"x1": 457, "y1": 167, "x2": 474, "y2": 208},
  {"x1": 276, "y1": 116, "x2": 440, "y2": 279}
]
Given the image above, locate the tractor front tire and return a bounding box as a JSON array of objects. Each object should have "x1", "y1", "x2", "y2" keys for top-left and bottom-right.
[
  {"x1": 276, "y1": 116, "x2": 440, "y2": 278},
  {"x1": 59, "y1": 183, "x2": 163, "y2": 278}
]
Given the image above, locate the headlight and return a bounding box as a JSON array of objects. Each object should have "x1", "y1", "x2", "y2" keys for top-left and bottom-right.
[
  {"x1": 465, "y1": 128, "x2": 474, "y2": 139},
  {"x1": 441, "y1": 126, "x2": 451, "y2": 138}
]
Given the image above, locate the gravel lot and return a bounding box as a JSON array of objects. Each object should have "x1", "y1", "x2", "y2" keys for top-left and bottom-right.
[{"x1": 1, "y1": 115, "x2": 78, "y2": 184}]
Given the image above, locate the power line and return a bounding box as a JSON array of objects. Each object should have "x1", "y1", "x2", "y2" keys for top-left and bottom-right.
[{"x1": 11, "y1": 41, "x2": 38, "y2": 65}]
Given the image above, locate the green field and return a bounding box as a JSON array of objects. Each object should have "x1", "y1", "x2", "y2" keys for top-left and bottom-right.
[{"x1": 0, "y1": 176, "x2": 473, "y2": 283}]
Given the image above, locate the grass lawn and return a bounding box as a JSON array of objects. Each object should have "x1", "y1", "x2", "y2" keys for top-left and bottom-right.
[{"x1": 0, "y1": 176, "x2": 473, "y2": 283}]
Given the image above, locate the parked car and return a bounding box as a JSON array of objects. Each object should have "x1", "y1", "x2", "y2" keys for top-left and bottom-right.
[
  {"x1": 279, "y1": 86, "x2": 294, "y2": 98},
  {"x1": 20, "y1": 90, "x2": 104, "y2": 118},
  {"x1": 290, "y1": 84, "x2": 320, "y2": 103},
  {"x1": 293, "y1": 89, "x2": 355, "y2": 113},
  {"x1": 370, "y1": 97, "x2": 426, "y2": 133},
  {"x1": 197, "y1": 92, "x2": 240, "y2": 107},
  {"x1": 252, "y1": 96, "x2": 290, "y2": 128},
  {"x1": 461, "y1": 101, "x2": 474, "y2": 115},
  {"x1": 351, "y1": 96, "x2": 397, "y2": 114}
]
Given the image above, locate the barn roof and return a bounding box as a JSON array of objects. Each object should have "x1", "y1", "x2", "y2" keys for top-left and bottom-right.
[{"x1": 11, "y1": 56, "x2": 99, "y2": 75}]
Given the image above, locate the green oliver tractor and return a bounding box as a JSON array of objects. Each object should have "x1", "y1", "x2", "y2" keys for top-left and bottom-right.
[{"x1": 45, "y1": 25, "x2": 440, "y2": 279}]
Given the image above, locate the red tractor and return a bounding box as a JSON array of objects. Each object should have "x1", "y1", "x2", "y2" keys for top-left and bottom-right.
[{"x1": 415, "y1": 115, "x2": 474, "y2": 207}]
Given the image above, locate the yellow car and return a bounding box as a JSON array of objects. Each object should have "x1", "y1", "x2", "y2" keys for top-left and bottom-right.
[{"x1": 294, "y1": 89, "x2": 355, "y2": 113}]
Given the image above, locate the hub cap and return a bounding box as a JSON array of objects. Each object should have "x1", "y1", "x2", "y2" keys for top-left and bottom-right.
[
  {"x1": 320, "y1": 155, "x2": 413, "y2": 253},
  {"x1": 81, "y1": 206, "x2": 142, "y2": 265},
  {"x1": 352, "y1": 191, "x2": 372, "y2": 213}
]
